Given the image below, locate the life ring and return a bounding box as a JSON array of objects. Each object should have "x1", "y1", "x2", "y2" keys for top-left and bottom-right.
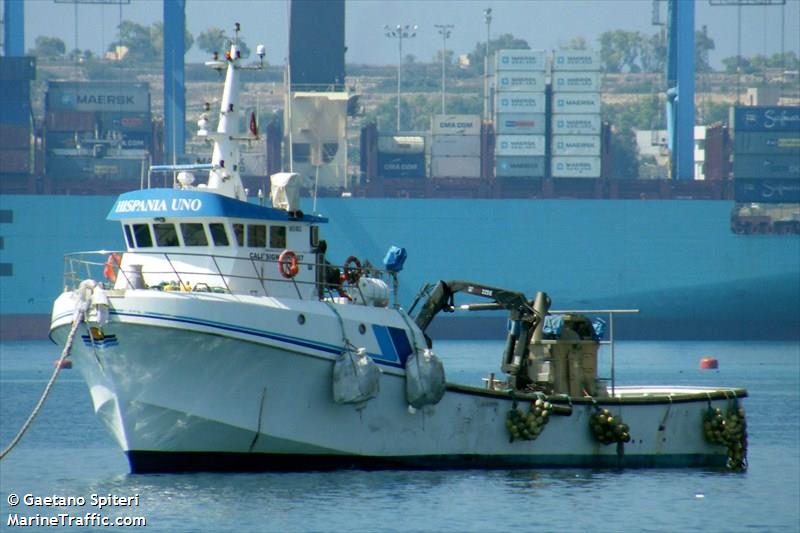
[
  {"x1": 103, "y1": 253, "x2": 122, "y2": 283},
  {"x1": 343, "y1": 255, "x2": 362, "y2": 284},
  {"x1": 278, "y1": 249, "x2": 299, "y2": 279}
]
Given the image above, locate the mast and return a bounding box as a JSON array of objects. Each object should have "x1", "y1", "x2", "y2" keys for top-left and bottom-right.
[{"x1": 205, "y1": 39, "x2": 247, "y2": 200}]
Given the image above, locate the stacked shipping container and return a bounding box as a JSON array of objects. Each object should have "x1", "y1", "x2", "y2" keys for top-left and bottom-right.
[
  {"x1": 430, "y1": 115, "x2": 481, "y2": 178},
  {"x1": 731, "y1": 106, "x2": 800, "y2": 203},
  {"x1": 550, "y1": 50, "x2": 602, "y2": 178},
  {"x1": 44, "y1": 81, "x2": 152, "y2": 182},
  {"x1": 493, "y1": 50, "x2": 547, "y2": 178},
  {"x1": 376, "y1": 135, "x2": 426, "y2": 178},
  {"x1": 0, "y1": 57, "x2": 35, "y2": 176}
]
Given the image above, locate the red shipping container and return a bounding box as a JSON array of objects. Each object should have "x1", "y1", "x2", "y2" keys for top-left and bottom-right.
[
  {"x1": 46, "y1": 111, "x2": 96, "y2": 132},
  {"x1": 0, "y1": 125, "x2": 31, "y2": 149},
  {"x1": 0, "y1": 149, "x2": 31, "y2": 174},
  {"x1": 704, "y1": 123, "x2": 731, "y2": 180}
]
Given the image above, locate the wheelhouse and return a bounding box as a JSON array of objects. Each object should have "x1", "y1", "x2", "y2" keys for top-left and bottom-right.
[{"x1": 106, "y1": 188, "x2": 326, "y2": 300}]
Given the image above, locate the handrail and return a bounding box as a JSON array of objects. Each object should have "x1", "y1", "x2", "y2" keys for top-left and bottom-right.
[
  {"x1": 62, "y1": 250, "x2": 397, "y2": 307},
  {"x1": 550, "y1": 309, "x2": 640, "y2": 314}
]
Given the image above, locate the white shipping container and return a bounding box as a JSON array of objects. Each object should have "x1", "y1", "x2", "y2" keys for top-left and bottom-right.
[
  {"x1": 552, "y1": 93, "x2": 602, "y2": 114},
  {"x1": 496, "y1": 92, "x2": 546, "y2": 113},
  {"x1": 431, "y1": 114, "x2": 481, "y2": 135},
  {"x1": 496, "y1": 72, "x2": 546, "y2": 92},
  {"x1": 551, "y1": 156, "x2": 602, "y2": 178},
  {"x1": 495, "y1": 134, "x2": 546, "y2": 156},
  {"x1": 377, "y1": 135, "x2": 425, "y2": 154},
  {"x1": 431, "y1": 156, "x2": 481, "y2": 178},
  {"x1": 552, "y1": 50, "x2": 601, "y2": 71},
  {"x1": 552, "y1": 72, "x2": 601, "y2": 92},
  {"x1": 495, "y1": 156, "x2": 546, "y2": 177},
  {"x1": 552, "y1": 114, "x2": 602, "y2": 135},
  {"x1": 552, "y1": 135, "x2": 602, "y2": 156},
  {"x1": 495, "y1": 113, "x2": 547, "y2": 135},
  {"x1": 496, "y1": 49, "x2": 547, "y2": 71},
  {"x1": 431, "y1": 134, "x2": 481, "y2": 157}
]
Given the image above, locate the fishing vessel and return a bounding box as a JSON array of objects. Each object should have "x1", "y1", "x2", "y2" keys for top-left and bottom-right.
[{"x1": 47, "y1": 38, "x2": 750, "y2": 473}]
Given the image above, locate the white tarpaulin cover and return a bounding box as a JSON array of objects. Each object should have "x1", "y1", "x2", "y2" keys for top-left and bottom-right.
[
  {"x1": 269, "y1": 172, "x2": 302, "y2": 213},
  {"x1": 405, "y1": 349, "x2": 446, "y2": 408},
  {"x1": 332, "y1": 348, "x2": 381, "y2": 404}
]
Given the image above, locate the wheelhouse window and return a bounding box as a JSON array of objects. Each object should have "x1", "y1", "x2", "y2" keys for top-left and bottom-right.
[
  {"x1": 123, "y1": 225, "x2": 135, "y2": 248},
  {"x1": 180, "y1": 223, "x2": 208, "y2": 246},
  {"x1": 209, "y1": 223, "x2": 229, "y2": 246},
  {"x1": 270, "y1": 225, "x2": 286, "y2": 249},
  {"x1": 233, "y1": 224, "x2": 244, "y2": 246},
  {"x1": 153, "y1": 223, "x2": 179, "y2": 247},
  {"x1": 247, "y1": 224, "x2": 266, "y2": 247},
  {"x1": 310, "y1": 226, "x2": 319, "y2": 248},
  {"x1": 132, "y1": 224, "x2": 153, "y2": 248}
]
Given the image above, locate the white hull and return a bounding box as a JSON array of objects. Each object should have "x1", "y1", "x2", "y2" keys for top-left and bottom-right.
[{"x1": 50, "y1": 290, "x2": 745, "y2": 472}]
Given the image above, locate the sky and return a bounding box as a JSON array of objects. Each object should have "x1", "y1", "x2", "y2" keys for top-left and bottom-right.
[{"x1": 14, "y1": 0, "x2": 800, "y2": 69}]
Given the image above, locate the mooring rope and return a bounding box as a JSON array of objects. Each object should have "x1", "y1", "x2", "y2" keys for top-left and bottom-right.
[{"x1": 0, "y1": 309, "x2": 84, "y2": 460}]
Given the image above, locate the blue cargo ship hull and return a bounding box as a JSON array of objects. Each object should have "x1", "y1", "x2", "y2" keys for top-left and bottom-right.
[{"x1": 1, "y1": 195, "x2": 798, "y2": 339}]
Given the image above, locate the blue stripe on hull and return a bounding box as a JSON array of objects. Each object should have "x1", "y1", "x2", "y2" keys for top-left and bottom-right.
[{"x1": 105, "y1": 309, "x2": 406, "y2": 369}]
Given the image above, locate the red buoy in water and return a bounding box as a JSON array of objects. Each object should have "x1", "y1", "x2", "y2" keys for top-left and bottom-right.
[{"x1": 699, "y1": 357, "x2": 718, "y2": 370}]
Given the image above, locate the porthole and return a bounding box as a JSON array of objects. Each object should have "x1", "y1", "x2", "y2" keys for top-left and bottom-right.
[
  {"x1": 298, "y1": 314, "x2": 306, "y2": 325},
  {"x1": 358, "y1": 323, "x2": 366, "y2": 334}
]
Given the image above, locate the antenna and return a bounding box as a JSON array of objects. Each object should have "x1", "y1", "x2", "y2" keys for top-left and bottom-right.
[{"x1": 286, "y1": 61, "x2": 294, "y2": 172}]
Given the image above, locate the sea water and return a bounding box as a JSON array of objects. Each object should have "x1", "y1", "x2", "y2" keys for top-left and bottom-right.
[{"x1": 1, "y1": 340, "x2": 798, "y2": 533}]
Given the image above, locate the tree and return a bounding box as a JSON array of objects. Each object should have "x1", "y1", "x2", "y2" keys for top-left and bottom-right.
[
  {"x1": 599, "y1": 30, "x2": 643, "y2": 73},
  {"x1": 150, "y1": 22, "x2": 194, "y2": 56},
  {"x1": 602, "y1": 95, "x2": 666, "y2": 179},
  {"x1": 722, "y1": 56, "x2": 754, "y2": 75},
  {"x1": 607, "y1": 127, "x2": 639, "y2": 180},
  {"x1": 562, "y1": 36, "x2": 587, "y2": 50},
  {"x1": 433, "y1": 49, "x2": 455, "y2": 65},
  {"x1": 598, "y1": 28, "x2": 714, "y2": 73},
  {"x1": 197, "y1": 27, "x2": 226, "y2": 54},
  {"x1": 465, "y1": 33, "x2": 529, "y2": 74},
  {"x1": 197, "y1": 27, "x2": 250, "y2": 58},
  {"x1": 366, "y1": 93, "x2": 480, "y2": 132},
  {"x1": 722, "y1": 52, "x2": 800, "y2": 75},
  {"x1": 702, "y1": 101, "x2": 731, "y2": 125},
  {"x1": 604, "y1": 95, "x2": 665, "y2": 133},
  {"x1": 695, "y1": 29, "x2": 715, "y2": 73},
  {"x1": 112, "y1": 20, "x2": 157, "y2": 61},
  {"x1": 33, "y1": 36, "x2": 66, "y2": 58},
  {"x1": 640, "y1": 32, "x2": 665, "y2": 73}
]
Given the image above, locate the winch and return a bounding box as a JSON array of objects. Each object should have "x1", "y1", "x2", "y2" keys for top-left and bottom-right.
[{"x1": 412, "y1": 279, "x2": 604, "y2": 395}]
